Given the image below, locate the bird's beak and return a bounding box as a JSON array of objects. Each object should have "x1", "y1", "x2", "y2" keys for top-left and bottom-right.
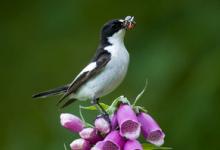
[{"x1": 123, "y1": 16, "x2": 136, "y2": 30}]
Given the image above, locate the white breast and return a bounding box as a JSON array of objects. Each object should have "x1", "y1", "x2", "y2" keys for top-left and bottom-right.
[{"x1": 73, "y1": 29, "x2": 129, "y2": 100}]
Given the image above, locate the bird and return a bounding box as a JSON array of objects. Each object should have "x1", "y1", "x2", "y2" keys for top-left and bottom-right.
[{"x1": 33, "y1": 16, "x2": 136, "y2": 114}]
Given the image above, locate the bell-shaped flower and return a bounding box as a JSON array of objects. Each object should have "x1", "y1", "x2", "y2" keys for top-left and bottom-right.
[
  {"x1": 117, "y1": 104, "x2": 141, "y2": 139},
  {"x1": 60, "y1": 113, "x2": 84, "y2": 133},
  {"x1": 124, "y1": 140, "x2": 143, "y2": 150},
  {"x1": 91, "y1": 141, "x2": 104, "y2": 150},
  {"x1": 102, "y1": 130, "x2": 126, "y2": 150},
  {"x1": 137, "y1": 112, "x2": 165, "y2": 146},
  {"x1": 79, "y1": 128, "x2": 103, "y2": 144},
  {"x1": 70, "y1": 138, "x2": 90, "y2": 150},
  {"x1": 94, "y1": 116, "x2": 111, "y2": 134}
]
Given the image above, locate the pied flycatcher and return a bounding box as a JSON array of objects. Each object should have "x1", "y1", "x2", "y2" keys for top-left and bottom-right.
[{"x1": 33, "y1": 16, "x2": 136, "y2": 113}]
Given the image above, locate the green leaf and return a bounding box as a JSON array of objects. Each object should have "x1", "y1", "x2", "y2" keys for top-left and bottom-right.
[
  {"x1": 80, "y1": 105, "x2": 97, "y2": 111},
  {"x1": 99, "y1": 103, "x2": 109, "y2": 110},
  {"x1": 142, "y1": 143, "x2": 172, "y2": 150},
  {"x1": 80, "y1": 103, "x2": 109, "y2": 111}
]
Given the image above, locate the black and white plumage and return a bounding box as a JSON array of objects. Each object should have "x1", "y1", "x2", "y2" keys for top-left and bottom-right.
[{"x1": 33, "y1": 16, "x2": 136, "y2": 109}]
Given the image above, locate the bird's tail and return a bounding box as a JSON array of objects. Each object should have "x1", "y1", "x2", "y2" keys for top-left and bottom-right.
[{"x1": 32, "y1": 85, "x2": 68, "y2": 98}]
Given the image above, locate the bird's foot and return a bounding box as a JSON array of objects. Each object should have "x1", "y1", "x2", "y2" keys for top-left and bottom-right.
[{"x1": 91, "y1": 98, "x2": 111, "y2": 126}]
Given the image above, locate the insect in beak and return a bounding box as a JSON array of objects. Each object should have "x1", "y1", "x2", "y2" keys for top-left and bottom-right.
[{"x1": 123, "y1": 16, "x2": 136, "y2": 30}]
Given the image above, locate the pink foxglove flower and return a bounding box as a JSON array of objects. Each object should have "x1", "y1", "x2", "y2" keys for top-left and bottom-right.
[
  {"x1": 70, "y1": 138, "x2": 90, "y2": 150},
  {"x1": 102, "y1": 130, "x2": 126, "y2": 150},
  {"x1": 117, "y1": 104, "x2": 141, "y2": 139},
  {"x1": 79, "y1": 128, "x2": 103, "y2": 144},
  {"x1": 110, "y1": 112, "x2": 118, "y2": 130},
  {"x1": 94, "y1": 117, "x2": 111, "y2": 134},
  {"x1": 60, "y1": 113, "x2": 84, "y2": 133},
  {"x1": 137, "y1": 112, "x2": 165, "y2": 146},
  {"x1": 124, "y1": 140, "x2": 143, "y2": 150},
  {"x1": 91, "y1": 141, "x2": 104, "y2": 150}
]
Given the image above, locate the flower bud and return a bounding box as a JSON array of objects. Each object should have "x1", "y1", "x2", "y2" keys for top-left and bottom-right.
[
  {"x1": 124, "y1": 140, "x2": 143, "y2": 150},
  {"x1": 102, "y1": 130, "x2": 126, "y2": 150},
  {"x1": 60, "y1": 113, "x2": 84, "y2": 133},
  {"x1": 79, "y1": 128, "x2": 103, "y2": 144},
  {"x1": 70, "y1": 138, "x2": 90, "y2": 150},
  {"x1": 117, "y1": 104, "x2": 141, "y2": 139},
  {"x1": 137, "y1": 112, "x2": 165, "y2": 146},
  {"x1": 94, "y1": 117, "x2": 111, "y2": 134}
]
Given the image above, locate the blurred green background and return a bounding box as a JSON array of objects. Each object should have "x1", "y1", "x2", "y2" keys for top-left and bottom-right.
[{"x1": 1, "y1": 0, "x2": 220, "y2": 149}]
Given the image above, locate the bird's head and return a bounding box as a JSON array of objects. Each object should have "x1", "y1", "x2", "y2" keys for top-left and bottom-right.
[{"x1": 100, "y1": 16, "x2": 136, "y2": 44}]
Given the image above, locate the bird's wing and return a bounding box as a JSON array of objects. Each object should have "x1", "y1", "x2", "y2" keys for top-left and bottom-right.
[{"x1": 58, "y1": 51, "x2": 111, "y2": 106}]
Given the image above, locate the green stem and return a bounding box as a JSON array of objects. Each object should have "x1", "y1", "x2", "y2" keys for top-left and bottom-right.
[
  {"x1": 79, "y1": 105, "x2": 94, "y2": 127},
  {"x1": 64, "y1": 143, "x2": 68, "y2": 150},
  {"x1": 132, "y1": 79, "x2": 148, "y2": 106},
  {"x1": 79, "y1": 105, "x2": 86, "y2": 123}
]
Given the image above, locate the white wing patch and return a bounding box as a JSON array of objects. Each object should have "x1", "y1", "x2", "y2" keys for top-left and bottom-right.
[
  {"x1": 72, "y1": 62, "x2": 97, "y2": 83},
  {"x1": 82, "y1": 62, "x2": 97, "y2": 72}
]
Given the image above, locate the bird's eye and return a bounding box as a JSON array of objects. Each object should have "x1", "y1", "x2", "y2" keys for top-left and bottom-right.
[
  {"x1": 111, "y1": 24, "x2": 117, "y2": 28},
  {"x1": 112, "y1": 23, "x2": 120, "y2": 29}
]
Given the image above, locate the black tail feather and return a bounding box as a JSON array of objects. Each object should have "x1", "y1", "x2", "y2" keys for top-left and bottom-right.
[
  {"x1": 56, "y1": 92, "x2": 69, "y2": 105},
  {"x1": 32, "y1": 85, "x2": 68, "y2": 98},
  {"x1": 59, "y1": 99, "x2": 77, "y2": 109}
]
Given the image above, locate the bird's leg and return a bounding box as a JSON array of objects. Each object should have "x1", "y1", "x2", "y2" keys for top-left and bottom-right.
[
  {"x1": 91, "y1": 98, "x2": 108, "y2": 114},
  {"x1": 91, "y1": 98, "x2": 111, "y2": 124},
  {"x1": 91, "y1": 98, "x2": 103, "y2": 113}
]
